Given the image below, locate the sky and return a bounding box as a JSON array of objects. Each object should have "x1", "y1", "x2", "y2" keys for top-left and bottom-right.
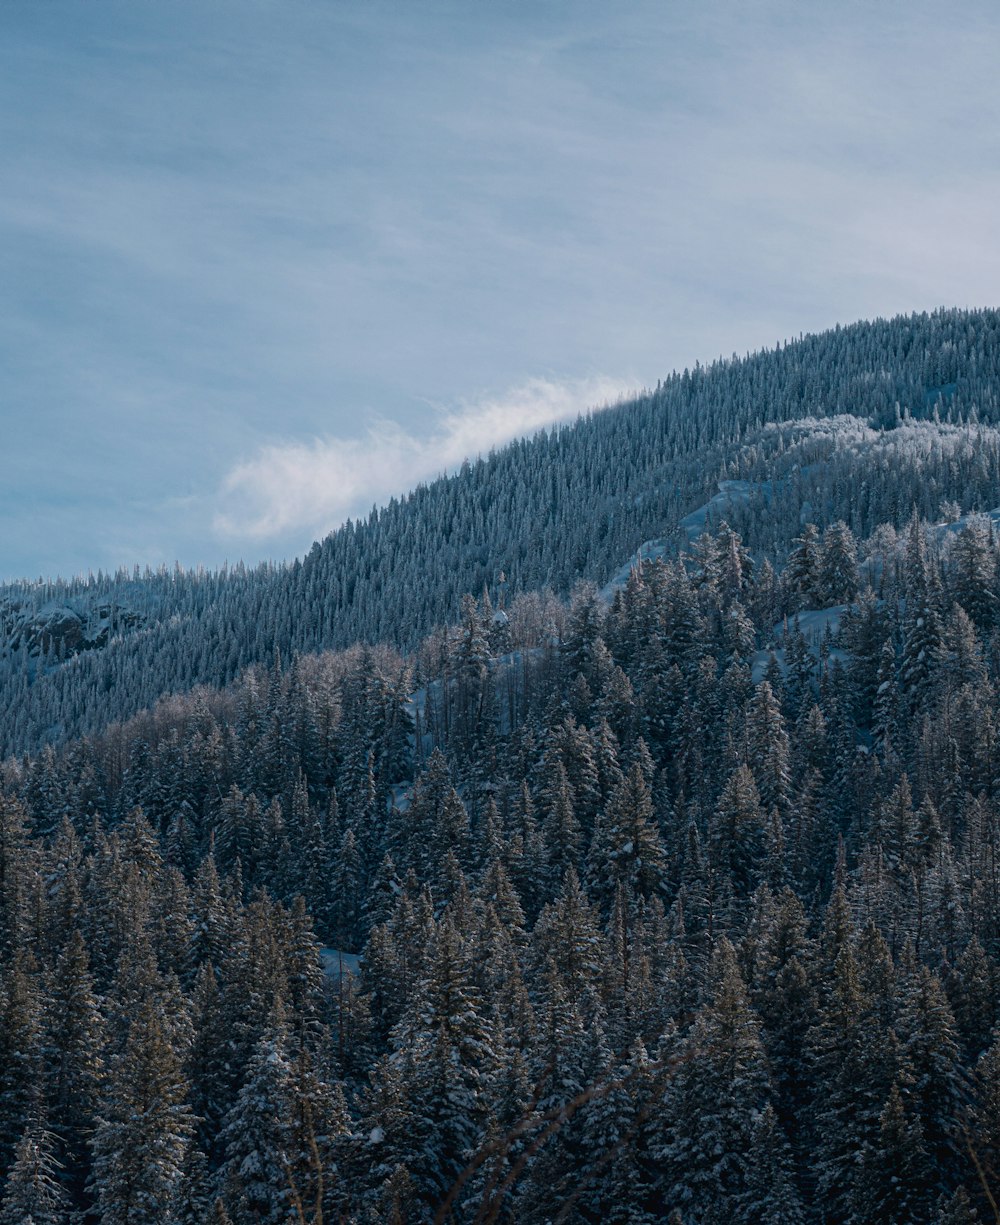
[{"x1": 2, "y1": 1, "x2": 999, "y2": 581}]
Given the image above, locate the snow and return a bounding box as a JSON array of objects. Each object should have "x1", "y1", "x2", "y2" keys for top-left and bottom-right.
[
  {"x1": 405, "y1": 683, "x2": 437, "y2": 760},
  {"x1": 600, "y1": 416, "x2": 1000, "y2": 610},
  {"x1": 319, "y1": 948, "x2": 362, "y2": 978},
  {"x1": 678, "y1": 479, "x2": 765, "y2": 541},
  {"x1": 750, "y1": 650, "x2": 784, "y2": 684},
  {"x1": 785, "y1": 605, "x2": 850, "y2": 641},
  {"x1": 933, "y1": 506, "x2": 1000, "y2": 538},
  {"x1": 750, "y1": 604, "x2": 851, "y2": 683},
  {"x1": 600, "y1": 480, "x2": 769, "y2": 601},
  {"x1": 600, "y1": 537, "x2": 673, "y2": 601}
]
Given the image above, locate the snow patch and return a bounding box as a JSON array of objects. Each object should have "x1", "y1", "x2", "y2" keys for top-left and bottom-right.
[
  {"x1": 750, "y1": 604, "x2": 851, "y2": 683},
  {"x1": 600, "y1": 479, "x2": 769, "y2": 601},
  {"x1": 678, "y1": 479, "x2": 765, "y2": 541},
  {"x1": 319, "y1": 948, "x2": 362, "y2": 978}
]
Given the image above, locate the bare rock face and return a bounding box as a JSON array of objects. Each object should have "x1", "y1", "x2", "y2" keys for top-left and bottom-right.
[
  {"x1": 37, "y1": 607, "x2": 85, "y2": 654},
  {"x1": 0, "y1": 597, "x2": 145, "y2": 660}
]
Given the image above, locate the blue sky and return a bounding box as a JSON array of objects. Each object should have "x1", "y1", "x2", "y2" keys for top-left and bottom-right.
[{"x1": 3, "y1": 1, "x2": 999, "y2": 580}]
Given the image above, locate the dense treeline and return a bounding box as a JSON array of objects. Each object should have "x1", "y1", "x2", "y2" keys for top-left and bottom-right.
[
  {"x1": 5, "y1": 506, "x2": 1000, "y2": 1221},
  {"x1": 5, "y1": 308, "x2": 1000, "y2": 758}
]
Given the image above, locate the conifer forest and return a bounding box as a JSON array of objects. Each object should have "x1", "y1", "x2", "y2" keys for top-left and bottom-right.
[{"x1": 8, "y1": 308, "x2": 1000, "y2": 1222}]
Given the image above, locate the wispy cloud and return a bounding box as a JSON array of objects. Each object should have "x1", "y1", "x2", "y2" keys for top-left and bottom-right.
[
  {"x1": 212, "y1": 376, "x2": 636, "y2": 542},
  {"x1": 3, "y1": 2, "x2": 1000, "y2": 578}
]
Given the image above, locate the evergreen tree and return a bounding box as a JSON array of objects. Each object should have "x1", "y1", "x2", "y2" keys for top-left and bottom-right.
[
  {"x1": 785, "y1": 523, "x2": 822, "y2": 608},
  {"x1": 654, "y1": 939, "x2": 773, "y2": 1222},
  {"x1": 896, "y1": 962, "x2": 964, "y2": 1185},
  {"x1": 388, "y1": 913, "x2": 495, "y2": 1207},
  {"x1": 709, "y1": 764, "x2": 767, "y2": 900},
  {"x1": 219, "y1": 1010, "x2": 296, "y2": 1225},
  {"x1": 0, "y1": 1121, "x2": 71, "y2": 1225},
  {"x1": 951, "y1": 515, "x2": 997, "y2": 633},
  {"x1": 747, "y1": 680, "x2": 792, "y2": 813},
  {"x1": 0, "y1": 951, "x2": 44, "y2": 1173},
  {"x1": 43, "y1": 930, "x2": 104, "y2": 1206},
  {"x1": 819, "y1": 520, "x2": 860, "y2": 604},
  {"x1": 586, "y1": 762, "x2": 667, "y2": 908},
  {"x1": 853, "y1": 1082, "x2": 931, "y2": 1224},
  {"x1": 809, "y1": 944, "x2": 899, "y2": 1221},
  {"x1": 90, "y1": 998, "x2": 194, "y2": 1225},
  {"x1": 742, "y1": 1104, "x2": 805, "y2": 1225}
]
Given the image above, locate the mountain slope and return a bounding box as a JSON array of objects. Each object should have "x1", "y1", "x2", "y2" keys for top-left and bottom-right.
[
  {"x1": 3, "y1": 306, "x2": 1000, "y2": 757},
  {"x1": 6, "y1": 308, "x2": 1000, "y2": 1220}
]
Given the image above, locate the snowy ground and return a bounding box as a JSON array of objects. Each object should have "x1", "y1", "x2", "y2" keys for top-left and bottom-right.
[
  {"x1": 933, "y1": 506, "x2": 1000, "y2": 538},
  {"x1": 750, "y1": 604, "x2": 851, "y2": 683},
  {"x1": 319, "y1": 948, "x2": 362, "y2": 978},
  {"x1": 678, "y1": 478, "x2": 766, "y2": 540},
  {"x1": 600, "y1": 480, "x2": 769, "y2": 601},
  {"x1": 600, "y1": 537, "x2": 673, "y2": 600}
]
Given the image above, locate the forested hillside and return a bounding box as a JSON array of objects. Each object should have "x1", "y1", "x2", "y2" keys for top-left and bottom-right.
[
  {"x1": 5, "y1": 502, "x2": 1000, "y2": 1216},
  {"x1": 5, "y1": 311, "x2": 1000, "y2": 1222},
  {"x1": 4, "y1": 308, "x2": 1000, "y2": 758}
]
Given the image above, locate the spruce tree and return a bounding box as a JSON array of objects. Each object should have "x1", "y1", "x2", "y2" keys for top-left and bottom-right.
[
  {"x1": 219, "y1": 1009, "x2": 296, "y2": 1225},
  {"x1": 90, "y1": 998, "x2": 194, "y2": 1225},
  {"x1": 709, "y1": 764, "x2": 767, "y2": 900},
  {"x1": 0, "y1": 1121, "x2": 70, "y2": 1225},
  {"x1": 654, "y1": 939, "x2": 773, "y2": 1222}
]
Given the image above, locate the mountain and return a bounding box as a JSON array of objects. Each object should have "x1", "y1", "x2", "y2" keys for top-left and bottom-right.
[
  {"x1": 4, "y1": 308, "x2": 1000, "y2": 1221},
  {"x1": 4, "y1": 306, "x2": 1000, "y2": 759}
]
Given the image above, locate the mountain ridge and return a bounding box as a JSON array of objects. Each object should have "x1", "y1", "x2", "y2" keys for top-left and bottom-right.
[{"x1": 2, "y1": 306, "x2": 1000, "y2": 757}]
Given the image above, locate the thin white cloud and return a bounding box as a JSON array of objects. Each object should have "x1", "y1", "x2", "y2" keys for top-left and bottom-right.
[
  {"x1": 5, "y1": 1, "x2": 1000, "y2": 579},
  {"x1": 212, "y1": 376, "x2": 637, "y2": 543}
]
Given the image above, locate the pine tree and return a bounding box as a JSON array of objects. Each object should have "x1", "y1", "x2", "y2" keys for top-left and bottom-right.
[
  {"x1": 174, "y1": 1145, "x2": 214, "y2": 1225},
  {"x1": 90, "y1": 998, "x2": 194, "y2": 1225},
  {"x1": 43, "y1": 930, "x2": 104, "y2": 1206},
  {"x1": 573, "y1": 1036, "x2": 657, "y2": 1225},
  {"x1": 388, "y1": 912, "x2": 495, "y2": 1206},
  {"x1": 531, "y1": 868, "x2": 605, "y2": 1002},
  {"x1": 872, "y1": 636, "x2": 901, "y2": 749},
  {"x1": 901, "y1": 514, "x2": 945, "y2": 712},
  {"x1": 0, "y1": 1121, "x2": 71, "y2": 1225},
  {"x1": 710, "y1": 521, "x2": 755, "y2": 607},
  {"x1": 809, "y1": 944, "x2": 899, "y2": 1222},
  {"x1": 934, "y1": 1185, "x2": 982, "y2": 1224},
  {"x1": 896, "y1": 962, "x2": 964, "y2": 1184},
  {"x1": 330, "y1": 827, "x2": 363, "y2": 950},
  {"x1": 948, "y1": 937, "x2": 996, "y2": 1060},
  {"x1": 742, "y1": 1104, "x2": 805, "y2": 1224},
  {"x1": 563, "y1": 580, "x2": 605, "y2": 679},
  {"x1": 654, "y1": 939, "x2": 773, "y2": 1221},
  {"x1": 747, "y1": 680, "x2": 792, "y2": 813},
  {"x1": 542, "y1": 761, "x2": 583, "y2": 891},
  {"x1": 853, "y1": 1081, "x2": 931, "y2": 1224},
  {"x1": 586, "y1": 762, "x2": 667, "y2": 908},
  {"x1": 819, "y1": 520, "x2": 859, "y2": 604},
  {"x1": 206, "y1": 1194, "x2": 235, "y2": 1224},
  {"x1": 709, "y1": 764, "x2": 767, "y2": 900},
  {"x1": 219, "y1": 1010, "x2": 296, "y2": 1225},
  {"x1": 0, "y1": 951, "x2": 44, "y2": 1173},
  {"x1": 970, "y1": 1033, "x2": 1000, "y2": 1211},
  {"x1": 951, "y1": 514, "x2": 997, "y2": 633},
  {"x1": 783, "y1": 617, "x2": 815, "y2": 717},
  {"x1": 0, "y1": 797, "x2": 31, "y2": 961},
  {"x1": 785, "y1": 524, "x2": 822, "y2": 608}
]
